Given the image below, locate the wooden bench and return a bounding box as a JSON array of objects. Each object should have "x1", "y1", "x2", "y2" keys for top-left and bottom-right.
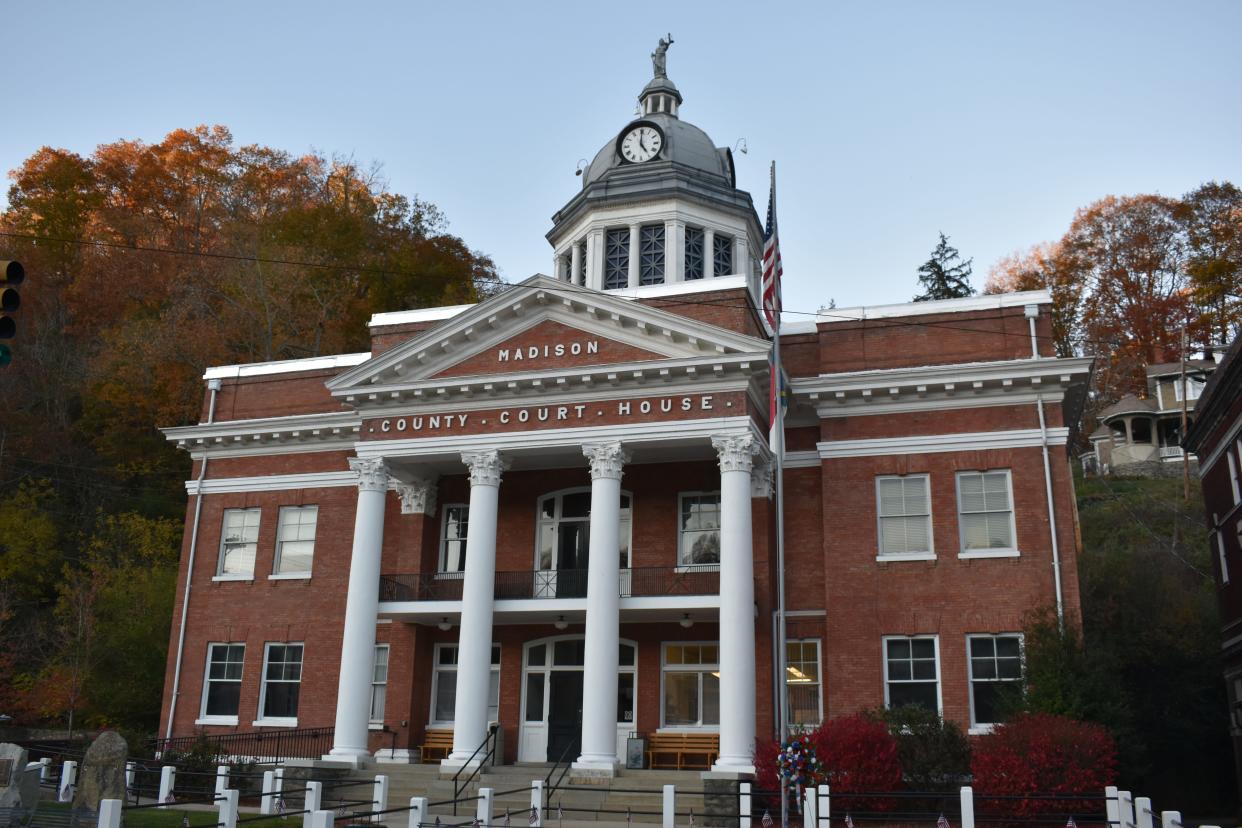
[
  {"x1": 646, "y1": 732, "x2": 719, "y2": 770},
  {"x1": 418, "y1": 729, "x2": 454, "y2": 763}
]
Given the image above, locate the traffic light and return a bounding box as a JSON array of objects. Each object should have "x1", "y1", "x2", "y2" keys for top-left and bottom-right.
[{"x1": 0, "y1": 260, "x2": 24, "y2": 367}]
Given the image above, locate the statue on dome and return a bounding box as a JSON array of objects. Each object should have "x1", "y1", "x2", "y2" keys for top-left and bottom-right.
[{"x1": 652, "y1": 34, "x2": 674, "y2": 78}]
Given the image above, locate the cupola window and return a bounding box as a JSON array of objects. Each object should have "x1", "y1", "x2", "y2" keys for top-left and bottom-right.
[
  {"x1": 684, "y1": 227, "x2": 705, "y2": 281},
  {"x1": 712, "y1": 233, "x2": 733, "y2": 277},
  {"x1": 639, "y1": 225, "x2": 666, "y2": 285},
  {"x1": 604, "y1": 229, "x2": 630, "y2": 290}
]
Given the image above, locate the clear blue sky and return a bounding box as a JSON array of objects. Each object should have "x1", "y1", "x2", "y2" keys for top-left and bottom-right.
[{"x1": 5, "y1": 0, "x2": 1241, "y2": 319}]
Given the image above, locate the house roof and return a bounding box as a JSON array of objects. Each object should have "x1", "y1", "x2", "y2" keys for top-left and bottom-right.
[{"x1": 1097, "y1": 394, "x2": 1158, "y2": 420}]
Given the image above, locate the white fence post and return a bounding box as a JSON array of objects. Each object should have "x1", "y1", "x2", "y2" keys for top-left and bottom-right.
[
  {"x1": 59, "y1": 760, "x2": 77, "y2": 802},
  {"x1": 409, "y1": 796, "x2": 429, "y2": 828},
  {"x1": 662, "y1": 784, "x2": 676, "y2": 828},
  {"x1": 39, "y1": 758, "x2": 51, "y2": 781},
  {"x1": 530, "y1": 780, "x2": 545, "y2": 828},
  {"x1": 818, "y1": 784, "x2": 831, "y2": 828},
  {"x1": 960, "y1": 787, "x2": 975, "y2": 828},
  {"x1": 307, "y1": 811, "x2": 334, "y2": 828},
  {"x1": 261, "y1": 770, "x2": 276, "y2": 815},
  {"x1": 98, "y1": 798, "x2": 123, "y2": 828},
  {"x1": 304, "y1": 780, "x2": 323, "y2": 828},
  {"x1": 158, "y1": 765, "x2": 175, "y2": 807},
  {"x1": 1106, "y1": 786, "x2": 1121, "y2": 828},
  {"x1": 1160, "y1": 811, "x2": 1183, "y2": 828},
  {"x1": 1120, "y1": 790, "x2": 1136, "y2": 828},
  {"x1": 477, "y1": 787, "x2": 494, "y2": 828},
  {"x1": 274, "y1": 766, "x2": 285, "y2": 808},
  {"x1": 216, "y1": 764, "x2": 230, "y2": 797},
  {"x1": 124, "y1": 762, "x2": 135, "y2": 799},
  {"x1": 803, "y1": 786, "x2": 817, "y2": 828},
  {"x1": 373, "y1": 774, "x2": 390, "y2": 824},
  {"x1": 739, "y1": 782, "x2": 752, "y2": 828},
  {"x1": 1135, "y1": 797, "x2": 1154, "y2": 828},
  {"x1": 219, "y1": 787, "x2": 239, "y2": 828}
]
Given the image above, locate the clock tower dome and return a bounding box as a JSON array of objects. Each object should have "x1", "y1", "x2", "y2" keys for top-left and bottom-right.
[{"x1": 547, "y1": 38, "x2": 764, "y2": 311}]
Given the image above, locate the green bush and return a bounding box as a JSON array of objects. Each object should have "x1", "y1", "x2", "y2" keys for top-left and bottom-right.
[{"x1": 870, "y1": 705, "x2": 971, "y2": 790}]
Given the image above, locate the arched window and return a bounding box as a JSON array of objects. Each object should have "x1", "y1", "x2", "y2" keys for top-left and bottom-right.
[{"x1": 535, "y1": 489, "x2": 632, "y2": 598}]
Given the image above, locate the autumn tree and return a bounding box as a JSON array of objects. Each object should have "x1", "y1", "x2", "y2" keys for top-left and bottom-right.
[
  {"x1": 1182, "y1": 181, "x2": 1242, "y2": 349},
  {"x1": 986, "y1": 242, "x2": 1082, "y2": 358},
  {"x1": 914, "y1": 232, "x2": 974, "y2": 301}
]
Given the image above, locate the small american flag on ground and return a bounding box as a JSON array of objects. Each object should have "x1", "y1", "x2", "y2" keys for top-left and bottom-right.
[
  {"x1": 471, "y1": 817, "x2": 481, "y2": 828},
  {"x1": 845, "y1": 816, "x2": 854, "y2": 828},
  {"x1": 761, "y1": 810, "x2": 774, "y2": 828},
  {"x1": 626, "y1": 807, "x2": 632, "y2": 824},
  {"x1": 1067, "y1": 819, "x2": 1078, "y2": 828},
  {"x1": 937, "y1": 814, "x2": 951, "y2": 828},
  {"x1": 162, "y1": 791, "x2": 175, "y2": 805},
  {"x1": 277, "y1": 797, "x2": 286, "y2": 817},
  {"x1": 557, "y1": 804, "x2": 563, "y2": 821},
  {"x1": 689, "y1": 808, "x2": 695, "y2": 827},
  {"x1": 504, "y1": 809, "x2": 512, "y2": 827},
  {"x1": 434, "y1": 817, "x2": 441, "y2": 828},
  {"x1": 530, "y1": 807, "x2": 539, "y2": 826}
]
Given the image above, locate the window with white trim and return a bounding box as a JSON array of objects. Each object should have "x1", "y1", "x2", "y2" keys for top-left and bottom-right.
[
  {"x1": 877, "y1": 475, "x2": 932, "y2": 556},
  {"x1": 201, "y1": 643, "x2": 244, "y2": 720},
  {"x1": 956, "y1": 471, "x2": 1016, "y2": 552},
  {"x1": 786, "y1": 640, "x2": 822, "y2": 727},
  {"x1": 678, "y1": 493, "x2": 721, "y2": 567},
  {"x1": 1173, "y1": 376, "x2": 1205, "y2": 402},
  {"x1": 259, "y1": 643, "x2": 303, "y2": 721},
  {"x1": 661, "y1": 643, "x2": 719, "y2": 727},
  {"x1": 274, "y1": 505, "x2": 317, "y2": 576},
  {"x1": 430, "y1": 643, "x2": 500, "y2": 724},
  {"x1": 684, "y1": 227, "x2": 705, "y2": 280},
  {"x1": 967, "y1": 634, "x2": 1023, "y2": 728},
  {"x1": 440, "y1": 505, "x2": 469, "y2": 573},
  {"x1": 712, "y1": 233, "x2": 733, "y2": 276},
  {"x1": 639, "y1": 225, "x2": 666, "y2": 285},
  {"x1": 218, "y1": 508, "x2": 260, "y2": 577},
  {"x1": 370, "y1": 644, "x2": 389, "y2": 723},
  {"x1": 884, "y1": 636, "x2": 940, "y2": 714}
]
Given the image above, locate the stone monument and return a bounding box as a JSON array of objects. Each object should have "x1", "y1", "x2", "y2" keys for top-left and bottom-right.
[
  {"x1": 72, "y1": 731, "x2": 128, "y2": 811},
  {"x1": 0, "y1": 742, "x2": 30, "y2": 809}
]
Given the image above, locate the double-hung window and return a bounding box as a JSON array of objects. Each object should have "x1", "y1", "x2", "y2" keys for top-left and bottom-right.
[
  {"x1": 200, "y1": 643, "x2": 244, "y2": 722},
  {"x1": 430, "y1": 644, "x2": 500, "y2": 725},
  {"x1": 661, "y1": 643, "x2": 719, "y2": 728},
  {"x1": 258, "y1": 643, "x2": 303, "y2": 723},
  {"x1": 218, "y1": 508, "x2": 260, "y2": 578},
  {"x1": 273, "y1": 505, "x2": 317, "y2": 576},
  {"x1": 786, "y1": 640, "x2": 823, "y2": 727},
  {"x1": 957, "y1": 470, "x2": 1017, "y2": 554},
  {"x1": 679, "y1": 493, "x2": 721, "y2": 567},
  {"x1": 884, "y1": 636, "x2": 940, "y2": 714},
  {"x1": 440, "y1": 505, "x2": 469, "y2": 574},
  {"x1": 967, "y1": 634, "x2": 1023, "y2": 729},
  {"x1": 370, "y1": 644, "x2": 389, "y2": 723},
  {"x1": 876, "y1": 475, "x2": 932, "y2": 558}
]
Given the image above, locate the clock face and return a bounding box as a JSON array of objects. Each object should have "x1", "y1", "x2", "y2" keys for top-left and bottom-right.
[{"x1": 620, "y1": 125, "x2": 663, "y2": 163}]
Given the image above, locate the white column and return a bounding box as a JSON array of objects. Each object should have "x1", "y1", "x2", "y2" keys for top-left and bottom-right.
[
  {"x1": 733, "y1": 236, "x2": 748, "y2": 279},
  {"x1": 585, "y1": 230, "x2": 604, "y2": 290},
  {"x1": 571, "y1": 242, "x2": 583, "y2": 285},
  {"x1": 329, "y1": 457, "x2": 390, "y2": 763},
  {"x1": 711, "y1": 434, "x2": 759, "y2": 773},
  {"x1": 667, "y1": 220, "x2": 685, "y2": 283},
  {"x1": 628, "y1": 224, "x2": 641, "y2": 288},
  {"x1": 704, "y1": 228, "x2": 716, "y2": 280},
  {"x1": 575, "y1": 442, "x2": 631, "y2": 774},
  {"x1": 446, "y1": 450, "x2": 507, "y2": 765}
]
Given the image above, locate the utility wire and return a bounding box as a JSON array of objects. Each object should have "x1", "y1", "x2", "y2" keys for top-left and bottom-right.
[{"x1": 0, "y1": 229, "x2": 1124, "y2": 349}]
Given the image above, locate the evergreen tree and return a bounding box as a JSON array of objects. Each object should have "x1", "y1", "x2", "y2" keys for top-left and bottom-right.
[{"x1": 914, "y1": 232, "x2": 975, "y2": 301}]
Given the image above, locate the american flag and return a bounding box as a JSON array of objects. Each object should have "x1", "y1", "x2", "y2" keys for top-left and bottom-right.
[
  {"x1": 937, "y1": 814, "x2": 951, "y2": 828},
  {"x1": 530, "y1": 807, "x2": 539, "y2": 827},
  {"x1": 277, "y1": 797, "x2": 287, "y2": 817},
  {"x1": 845, "y1": 816, "x2": 855, "y2": 828},
  {"x1": 471, "y1": 818, "x2": 481, "y2": 828},
  {"x1": 434, "y1": 817, "x2": 441, "y2": 828},
  {"x1": 1067, "y1": 819, "x2": 1078, "y2": 828},
  {"x1": 505, "y1": 808, "x2": 512, "y2": 827},
  {"x1": 689, "y1": 808, "x2": 695, "y2": 827},
  {"x1": 627, "y1": 807, "x2": 632, "y2": 824},
  {"x1": 761, "y1": 810, "x2": 774, "y2": 828},
  {"x1": 761, "y1": 162, "x2": 783, "y2": 331},
  {"x1": 557, "y1": 804, "x2": 564, "y2": 822}
]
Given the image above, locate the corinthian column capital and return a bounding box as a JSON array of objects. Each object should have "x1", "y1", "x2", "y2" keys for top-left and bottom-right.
[
  {"x1": 711, "y1": 434, "x2": 759, "y2": 474},
  {"x1": 461, "y1": 450, "x2": 509, "y2": 488},
  {"x1": 348, "y1": 457, "x2": 389, "y2": 492},
  {"x1": 396, "y1": 477, "x2": 438, "y2": 516},
  {"x1": 583, "y1": 441, "x2": 631, "y2": 481}
]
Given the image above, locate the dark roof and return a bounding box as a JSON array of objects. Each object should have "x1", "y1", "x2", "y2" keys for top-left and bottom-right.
[
  {"x1": 1146, "y1": 360, "x2": 1216, "y2": 378},
  {"x1": 1097, "y1": 394, "x2": 1158, "y2": 420},
  {"x1": 1185, "y1": 335, "x2": 1242, "y2": 453}
]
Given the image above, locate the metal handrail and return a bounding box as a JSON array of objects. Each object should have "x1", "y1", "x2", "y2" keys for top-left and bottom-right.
[
  {"x1": 543, "y1": 741, "x2": 577, "y2": 807},
  {"x1": 452, "y1": 724, "x2": 498, "y2": 816}
]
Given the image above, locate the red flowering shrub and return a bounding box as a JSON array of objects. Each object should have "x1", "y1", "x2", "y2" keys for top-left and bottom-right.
[
  {"x1": 971, "y1": 713, "x2": 1118, "y2": 818},
  {"x1": 756, "y1": 714, "x2": 903, "y2": 814}
]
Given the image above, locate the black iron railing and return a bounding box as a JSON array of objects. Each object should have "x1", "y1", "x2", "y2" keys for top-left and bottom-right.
[
  {"x1": 380, "y1": 565, "x2": 720, "y2": 602},
  {"x1": 150, "y1": 725, "x2": 334, "y2": 763}
]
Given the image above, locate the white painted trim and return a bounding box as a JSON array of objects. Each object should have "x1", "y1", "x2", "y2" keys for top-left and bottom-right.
[
  {"x1": 881, "y1": 634, "x2": 943, "y2": 715},
  {"x1": 783, "y1": 451, "x2": 819, "y2": 469},
  {"x1": 958, "y1": 550, "x2": 1022, "y2": 560},
  {"x1": 817, "y1": 428, "x2": 1069, "y2": 458},
  {"x1": 355, "y1": 416, "x2": 758, "y2": 459},
  {"x1": 187, "y1": 471, "x2": 356, "y2": 495},
  {"x1": 195, "y1": 716, "x2": 239, "y2": 727},
  {"x1": 378, "y1": 594, "x2": 723, "y2": 616},
  {"x1": 204, "y1": 353, "x2": 368, "y2": 380},
  {"x1": 188, "y1": 442, "x2": 356, "y2": 461},
  {"x1": 818, "y1": 289, "x2": 1051, "y2": 320},
  {"x1": 606, "y1": 273, "x2": 748, "y2": 300},
  {"x1": 251, "y1": 718, "x2": 299, "y2": 728},
  {"x1": 876, "y1": 473, "x2": 933, "y2": 559},
  {"x1": 211, "y1": 574, "x2": 254, "y2": 583},
  {"x1": 784, "y1": 610, "x2": 827, "y2": 618},
  {"x1": 370, "y1": 304, "x2": 475, "y2": 327},
  {"x1": 815, "y1": 390, "x2": 1066, "y2": 418},
  {"x1": 955, "y1": 469, "x2": 1019, "y2": 556},
  {"x1": 965, "y1": 632, "x2": 1025, "y2": 729},
  {"x1": 267, "y1": 572, "x2": 312, "y2": 581},
  {"x1": 795, "y1": 356, "x2": 1093, "y2": 396},
  {"x1": 875, "y1": 553, "x2": 937, "y2": 563}
]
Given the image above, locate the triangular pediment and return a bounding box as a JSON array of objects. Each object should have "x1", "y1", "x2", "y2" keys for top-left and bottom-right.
[{"x1": 327, "y1": 274, "x2": 770, "y2": 398}]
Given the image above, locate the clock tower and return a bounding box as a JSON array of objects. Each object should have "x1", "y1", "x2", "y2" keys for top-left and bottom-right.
[{"x1": 547, "y1": 39, "x2": 764, "y2": 311}]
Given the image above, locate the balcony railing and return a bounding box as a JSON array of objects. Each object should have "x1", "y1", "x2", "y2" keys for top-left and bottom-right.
[{"x1": 379, "y1": 565, "x2": 720, "y2": 603}]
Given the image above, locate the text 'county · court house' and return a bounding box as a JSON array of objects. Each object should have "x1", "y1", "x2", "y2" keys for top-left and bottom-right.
[{"x1": 157, "y1": 44, "x2": 1093, "y2": 776}]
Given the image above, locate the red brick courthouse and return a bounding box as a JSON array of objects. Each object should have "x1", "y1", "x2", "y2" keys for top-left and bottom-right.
[{"x1": 157, "y1": 56, "x2": 1092, "y2": 774}]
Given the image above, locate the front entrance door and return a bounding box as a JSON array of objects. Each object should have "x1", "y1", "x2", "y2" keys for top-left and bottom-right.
[{"x1": 546, "y1": 671, "x2": 583, "y2": 762}]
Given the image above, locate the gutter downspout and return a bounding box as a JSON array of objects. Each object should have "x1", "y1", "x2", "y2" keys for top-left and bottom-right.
[
  {"x1": 1027, "y1": 304, "x2": 1066, "y2": 628},
  {"x1": 164, "y1": 377, "x2": 221, "y2": 741}
]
